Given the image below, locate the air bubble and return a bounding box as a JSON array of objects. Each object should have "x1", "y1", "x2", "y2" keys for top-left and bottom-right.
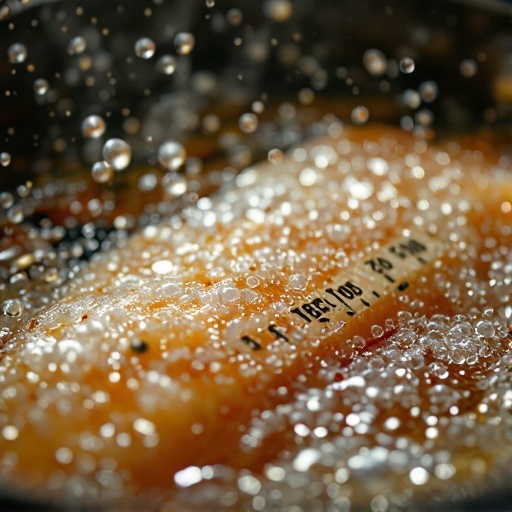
[
  {"x1": 81, "y1": 115, "x2": 106, "y2": 139},
  {"x1": 1, "y1": 299, "x2": 24, "y2": 318},
  {"x1": 174, "y1": 33, "x2": 195, "y2": 55},
  {"x1": 402, "y1": 89, "x2": 421, "y2": 109},
  {"x1": 371, "y1": 325, "x2": 384, "y2": 338},
  {"x1": 363, "y1": 49, "x2": 387, "y2": 76},
  {"x1": 0, "y1": 192, "x2": 13, "y2": 208},
  {"x1": 409, "y1": 467, "x2": 429, "y2": 485},
  {"x1": 268, "y1": 149, "x2": 283, "y2": 164},
  {"x1": 419, "y1": 81, "x2": 438, "y2": 102},
  {"x1": 0, "y1": 5, "x2": 10, "y2": 20},
  {"x1": 298, "y1": 88, "x2": 315, "y2": 105},
  {"x1": 102, "y1": 138, "x2": 132, "y2": 170},
  {"x1": 91, "y1": 161, "x2": 114, "y2": 183},
  {"x1": 351, "y1": 106, "x2": 369, "y2": 125},
  {"x1": 2, "y1": 425, "x2": 19, "y2": 441},
  {"x1": 68, "y1": 36, "x2": 87, "y2": 55},
  {"x1": 55, "y1": 447, "x2": 74, "y2": 465},
  {"x1": 8, "y1": 43, "x2": 27, "y2": 64},
  {"x1": 174, "y1": 466, "x2": 202, "y2": 488},
  {"x1": 263, "y1": 0, "x2": 293, "y2": 22},
  {"x1": 415, "y1": 109, "x2": 433, "y2": 127},
  {"x1": 460, "y1": 59, "x2": 477, "y2": 78},
  {"x1": 7, "y1": 207, "x2": 23, "y2": 224},
  {"x1": 239, "y1": 113, "x2": 258, "y2": 133},
  {"x1": 252, "y1": 101, "x2": 265, "y2": 114},
  {"x1": 158, "y1": 141, "x2": 187, "y2": 171},
  {"x1": 202, "y1": 114, "x2": 220, "y2": 133},
  {"x1": 475, "y1": 320, "x2": 494, "y2": 337},
  {"x1": 227, "y1": 8, "x2": 243, "y2": 26},
  {"x1": 0, "y1": 152, "x2": 11, "y2": 167},
  {"x1": 206, "y1": 0, "x2": 215, "y2": 7},
  {"x1": 33, "y1": 78, "x2": 49, "y2": 96},
  {"x1": 156, "y1": 55, "x2": 176, "y2": 75},
  {"x1": 399, "y1": 57, "x2": 415, "y2": 74},
  {"x1": 162, "y1": 173, "x2": 188, "y2": 198},
  {"x1": 135, "y1": 37, "x2": 156, "y2": 59}
]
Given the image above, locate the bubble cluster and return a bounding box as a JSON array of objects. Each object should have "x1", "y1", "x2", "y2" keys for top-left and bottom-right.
[
  {"x1": 1, "y1": 126, "x2": 510, "y2": 510},
  {"x1": 0, "y1": 2, "x2": 511, "y2": 511}
]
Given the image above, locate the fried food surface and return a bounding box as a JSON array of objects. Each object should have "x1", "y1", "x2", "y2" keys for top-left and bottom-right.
[{"x1": 0, "y1": 126, "x2": 511, "y2": 509}]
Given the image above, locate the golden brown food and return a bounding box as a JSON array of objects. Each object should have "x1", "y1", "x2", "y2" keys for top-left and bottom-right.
[{"x1": 0, "y1": 126, "x2": 511, "y2": 509}]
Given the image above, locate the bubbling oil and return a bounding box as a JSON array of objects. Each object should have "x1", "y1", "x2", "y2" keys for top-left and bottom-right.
[{"x1": 0, "y1": 1, "x2": 512, "y2": 511}]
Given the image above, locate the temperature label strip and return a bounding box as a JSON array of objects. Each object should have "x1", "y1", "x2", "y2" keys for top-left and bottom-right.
[
  {"x1": 289, "y1": 231, "x2": 444, "y2": 326},
  {"x1": 238, "y1": 230, "x2": 446, "y2": 350}
]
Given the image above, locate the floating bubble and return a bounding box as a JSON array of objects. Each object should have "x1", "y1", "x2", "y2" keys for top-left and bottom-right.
[
  {"x1": 206, "y1": 0, "x2": 215, "y2": 7},
  {"x1": 400, "y1": 115, "x2": 414, "y2": 131},
  {"x1": 102, "y1": 138, "x2": 132, "y2": 170},
  {"x1": 263, "y1": 0, "x2": 293, "y2": 22},
  {"x1": 0, "y1": 5, "x2": 10, "y2": 21},
  {"x1": 371, "y1": 325, "x2": 384, "y2": 338},
  {"x1": 239, "y1": 113, "x2": 258, "y2": 133},
  {"x1": 268, "y1": 148, "x2": 284, "y2": 164},
  {"x1": 252, "y1": 101, "x2": 265, "y2": 114},
  {"x1": 298, "y1": 88, "x2": 315, "y2": 105},
  {"x1": 156, "y1": 55, "x2": 176, "y2": 75},
  {"x1": 460, "y1": 59, "x2": 477, "y2": 78},
  {"x1": 402, "y1": 89, "x2": 421, "y2": 109},
  {"x1": 68, "y1": 36, "x2": 87, "y2": 56},
  {"x1": 158, "y1": 141, "x2": 187, "y2": 171},
  {"x1": 363, "y1": 49, "x2": 387, "y2": 76},
  {"x1": 8, "y1": 43, "x2": 27, "y2": 64},
  {"x1": 91, "y1": 161, "x2": 114, "y2": 183},
  {"x1": 174, "y1": 33, "x2": 195, "y2": 55},
  {"x1": 135, "y1": 37, "x2": 156, "y2": 59},
  {"x1": 162, "y1": 173, "x2": 188, "y2": 198},
  {"x1": 227, "y1": 8, "x2": 243, "y2": 26},
  {"x1": 419, "y1": 81, "x2": 438, "y2": 102},
  {"x1": 0, "y1": 192, "x2": 14, "y2": 208},
  {"x1": 202, "y1": 114, "x2": 220, "y2": 133},
  {"x1": 1, "y1": 299, "x2": 24, "y2": 318},
  {"x1": 415, "y1": 109, "x2": 434, "y2": 127},
  {"x1": 6, "y1": 206, "x2": 23, "y2": 224},
  {"x1": 410, "y1": 467, "x2": 429, "y2": 486},
  {"x1": 0, "y1": 152, "x2": 11, "y2": 167},
  {"x1": 81, "y1": 115, "x2": 106, "y2": 139},
  {"x1": 351, "y1": 106, "x2": 369, "y2": 125},
  {"x1": 34, "y1": 78, "x2": 49, "y2": 96},
  {"x1": 399, "y1": 57, "x2": 415, "y2": 74}
]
